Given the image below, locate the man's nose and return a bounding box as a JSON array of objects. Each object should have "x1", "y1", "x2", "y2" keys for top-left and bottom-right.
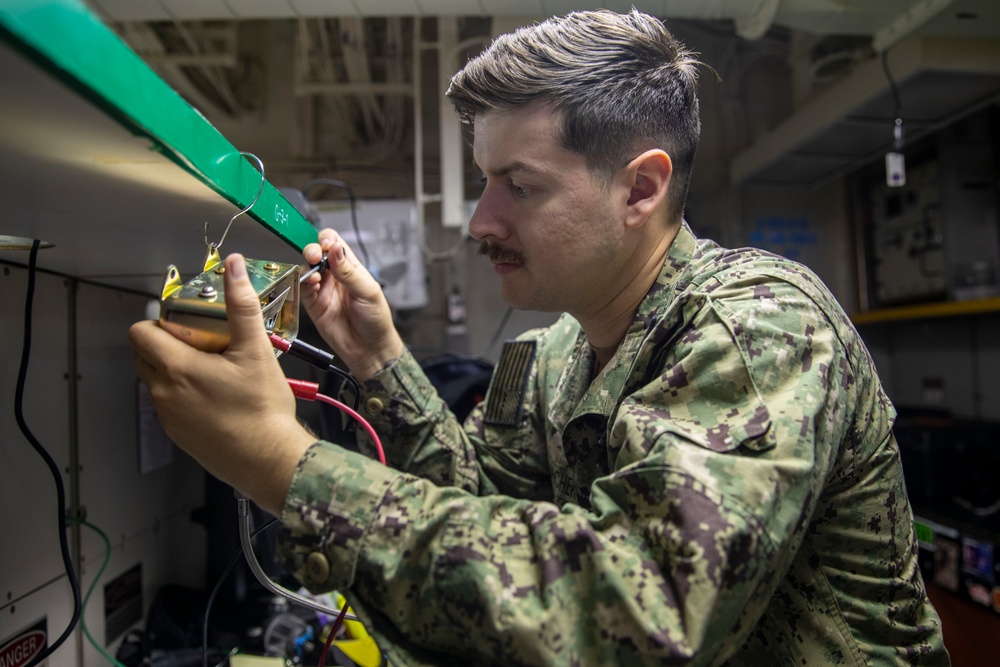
[{"x1": 467, "y1": 186, "x2": 505, "y2": 241}]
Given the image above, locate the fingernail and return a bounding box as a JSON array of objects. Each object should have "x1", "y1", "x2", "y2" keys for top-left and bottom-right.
[{"x1": 228, "y1": 255, "x2": 247, "y2": 279}]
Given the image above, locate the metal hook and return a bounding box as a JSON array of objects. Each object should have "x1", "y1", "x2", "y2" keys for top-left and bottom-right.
[{"x1": 204, "y1": 151, "x2": 265, "y2": 252}]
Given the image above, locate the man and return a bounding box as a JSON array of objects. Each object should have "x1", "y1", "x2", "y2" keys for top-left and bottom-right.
[{"x1": 130, "y1": 9, "x2": 949, "y2": 666}]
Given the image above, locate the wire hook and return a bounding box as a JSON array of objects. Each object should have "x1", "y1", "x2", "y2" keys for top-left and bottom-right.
[{"x1": 204, "y1": 151, "x2": 265, "y2": 252}]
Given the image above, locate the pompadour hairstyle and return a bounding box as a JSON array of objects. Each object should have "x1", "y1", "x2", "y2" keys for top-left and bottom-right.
[{"x1": 446, "y1": 9, "x2": 703, "y2": 224}]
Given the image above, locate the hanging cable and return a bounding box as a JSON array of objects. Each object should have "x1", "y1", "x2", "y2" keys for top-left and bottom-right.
[
  {"x1": 17, "y1": 239, "x2": 82, "y2": 667},
  {"x1": 69, "y1": 518, "x2": 127, "y2": 667},
  {"x1": 227, "y1": 378, "x2": 383, "y2": 653},
  {"x1": 881, "y1": 49, "x2": 903, "y2": 127},
  {"x1": 236, "y1": 496, "x2": 358, "y2": 621},
  {"x1": 303, "y1": 178, "x2": 371, "y2": 267},
  {"x1": 881, "y1": 49, "x2": 906, "y2": 187},
  {"x1": 201, "y1": 518, "x2": 278, "y2": 667}
]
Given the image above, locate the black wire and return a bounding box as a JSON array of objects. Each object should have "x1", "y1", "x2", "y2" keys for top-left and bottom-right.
[
  {"x1": 326, "y1": 363, "x2": 361, "y2": 413},
  {"x1": 201, "y1": 518, "x2": 279, "y2": 667},
  {"x1": 16, "y1": 240, "x2": 83, "y2": 667},
  {"x1": 881, "y1": 49, "x2": 903, "y2": 118},
  {"x1": 302, "y1": 178, "x2": 371, "y2": 267},
  {"x1": 881, "y1": 49, "x2": 905, "y2": 152}
]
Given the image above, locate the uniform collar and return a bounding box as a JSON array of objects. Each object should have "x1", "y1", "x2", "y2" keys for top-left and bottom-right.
[{"x1": 554, "y1": 221, "x2": 699, "y2": 424}]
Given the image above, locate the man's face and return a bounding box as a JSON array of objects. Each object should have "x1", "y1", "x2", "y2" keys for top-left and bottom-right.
[{"x1": 469, "y1": 104, "x2": 630, "y2": 316}]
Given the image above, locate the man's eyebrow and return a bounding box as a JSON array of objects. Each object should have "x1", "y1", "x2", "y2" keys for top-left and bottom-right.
[{"x1": 475, "y1": 161, "x2": 545, "y2": 178}]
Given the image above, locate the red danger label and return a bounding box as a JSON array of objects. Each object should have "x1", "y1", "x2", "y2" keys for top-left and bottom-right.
[{"x1": 0, "y1": 630, "x2": 46, "y2": 667}]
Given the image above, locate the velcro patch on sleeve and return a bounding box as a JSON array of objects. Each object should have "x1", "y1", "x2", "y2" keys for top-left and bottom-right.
[{"x1": 484, "y1": 340, "x2": 536, "y2": 426}]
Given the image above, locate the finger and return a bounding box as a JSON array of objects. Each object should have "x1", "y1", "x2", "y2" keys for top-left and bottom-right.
[
  {"x1": 222, "y1": 254, "x2": 269, "y2": 352},
  {"x1": 325, "y1": 233, "x2": 381, "y2": 300},
  {"x1": 128, "y1": 319, "x2": 191, "y2": 371},
  {"x1": 132, "y1": 350, "x2": 157, "y2": 385},
  {"x1": 316, "y1": 228, "x2": 339, "y2": 249},
  {"x1": 303, "y1": 240, "x2": 324, "y2": 265}
]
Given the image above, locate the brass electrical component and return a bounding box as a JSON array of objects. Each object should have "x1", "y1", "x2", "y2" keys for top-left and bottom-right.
[{"x1": 159, "y1": 247, "x2": 300, "y2": 353}]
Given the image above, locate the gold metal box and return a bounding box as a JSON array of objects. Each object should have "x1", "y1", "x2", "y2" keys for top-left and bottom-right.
[{"x1": 159, "y1": 252, "x2": 300, "y2": 353}]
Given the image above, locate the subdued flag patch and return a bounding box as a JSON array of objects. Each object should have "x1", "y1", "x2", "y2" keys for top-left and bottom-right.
[{"x1": 484, "y1": 340, "x2": 536, "y2": 426}]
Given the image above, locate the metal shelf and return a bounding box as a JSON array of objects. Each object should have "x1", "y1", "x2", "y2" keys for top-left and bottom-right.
[
  {"x1": 0, "y1": 0, "x2": 316, "y2": 294},
  {"x1": 851, "y1": 296, "x2": 1000, "y2": 325}
]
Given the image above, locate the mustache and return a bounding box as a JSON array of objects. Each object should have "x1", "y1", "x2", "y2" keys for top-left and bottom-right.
[{"x1": 477, "y1": 241, "x2": 525, "y2": 264}]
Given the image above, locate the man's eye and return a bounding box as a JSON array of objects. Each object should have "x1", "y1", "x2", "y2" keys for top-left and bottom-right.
[
  {"x1": 509, "y1": 182, "x2": 531, "y2": 197},
  {"x1": 476, "y1": 174, "x2": 487, "y2": 187}
]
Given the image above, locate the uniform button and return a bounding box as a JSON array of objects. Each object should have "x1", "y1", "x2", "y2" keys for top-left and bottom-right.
[
  {"x1": 306, "y1": 551, "x2": 330, "y2": 583},
  {"x1": 365, "y1": 397, "x2": 384, "y2": 416}
]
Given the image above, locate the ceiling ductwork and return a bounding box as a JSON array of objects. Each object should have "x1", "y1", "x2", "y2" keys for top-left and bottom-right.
[
  {"x1": 732, "y1": 33, "x2": 1000, "y2": 188},
  {"x1": 83, "y1": 0, "x2": 1000, "y2": 193},
  {"x1": 86, "y1": 0, "x2": 998, "y2": 47}
]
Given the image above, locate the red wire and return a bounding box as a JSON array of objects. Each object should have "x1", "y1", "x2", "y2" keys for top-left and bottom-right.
[
  {"x1": 289, "y1": 382, "x2": 385, "y2": 666},
  {"x1": 318, "y1": 603, "x2": 351, "y2": 667},
  {"x1": 315, "y1": 392, "x2": 386, "y2": 465}
]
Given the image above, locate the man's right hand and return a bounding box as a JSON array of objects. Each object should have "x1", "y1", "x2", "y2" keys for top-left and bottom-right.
[{"x1": 301, "y1": 229, "x2": 404, "y2": 381}]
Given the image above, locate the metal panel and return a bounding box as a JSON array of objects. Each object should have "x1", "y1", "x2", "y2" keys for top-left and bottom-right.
[
  {"x1": 0, "y1": 579, "x2": 80, "y2": 667},
  {"x1": 0, "y1": 269, "x2": 209, "y2": 666},
  {"x1": 78, "y1": 515, "x2": 206, "y2": 666},
  {"x1": 75, "y1": 282, "x2": 206, "y2": 581}
]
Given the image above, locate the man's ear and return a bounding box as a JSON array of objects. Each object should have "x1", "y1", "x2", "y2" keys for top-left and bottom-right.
[{"x1": 624, "y1": 149, "x2": 672, "y2": 229}]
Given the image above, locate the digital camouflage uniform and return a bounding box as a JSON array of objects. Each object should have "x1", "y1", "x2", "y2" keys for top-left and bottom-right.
[{"x1": 278, "y1": 223, "x2": 949, "y2": 666}]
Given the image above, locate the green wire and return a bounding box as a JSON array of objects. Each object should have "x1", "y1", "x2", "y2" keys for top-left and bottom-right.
[{"x1": 68, "y1": 517, "x2": 128, "y2": 667}]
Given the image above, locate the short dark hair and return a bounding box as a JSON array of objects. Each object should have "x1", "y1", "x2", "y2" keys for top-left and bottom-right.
[{"x1": 446, "y1": 9, "x2": 703, "y2": 223}]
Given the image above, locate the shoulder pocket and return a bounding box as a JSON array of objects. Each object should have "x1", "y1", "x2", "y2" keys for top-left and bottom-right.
[{"x1": 612, "y1": 299, "x2": 776, "y2": 462}]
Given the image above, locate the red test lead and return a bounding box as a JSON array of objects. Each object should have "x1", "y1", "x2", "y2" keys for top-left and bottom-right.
[
  {"x1": 269, "y1": 333, "x2": 337, "y2": 371},
  {"x1": 285, "y1": 378, "x2": 386, "y2": 465},
  {"x1": 286, "y1": 378, "x2": 319, "y2": 401}
]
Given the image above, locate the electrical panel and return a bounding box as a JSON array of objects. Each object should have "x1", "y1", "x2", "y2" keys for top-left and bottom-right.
[
  {"x1": 869, "y1": 158, "x2": 948, "y2": 305},
  {"x1": 865, "y1": 120, "x2": 1000, "y2": 308}
]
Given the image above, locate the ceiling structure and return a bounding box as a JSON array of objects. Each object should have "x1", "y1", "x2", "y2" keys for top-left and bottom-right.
[
  {"x1": 83, "y1": 0, "x2": 1000, "y2": 192},
  {"x1": 1, "y1": 0, "x2": 998, "y2": 298},
  {"x1": 84, "y1": 0, "x2": 1000, "y2": 45}
]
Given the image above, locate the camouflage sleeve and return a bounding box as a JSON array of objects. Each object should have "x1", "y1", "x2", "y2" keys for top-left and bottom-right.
[
  {"x1": 278, "y1": 277, "x2": 855, "y2": 666},
  {"x1": 600, "y1": 276, "x2": 852, "y2": 661},
  {"x1": 351, "y1": 346, "x2": 551, "y2": 500}
]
